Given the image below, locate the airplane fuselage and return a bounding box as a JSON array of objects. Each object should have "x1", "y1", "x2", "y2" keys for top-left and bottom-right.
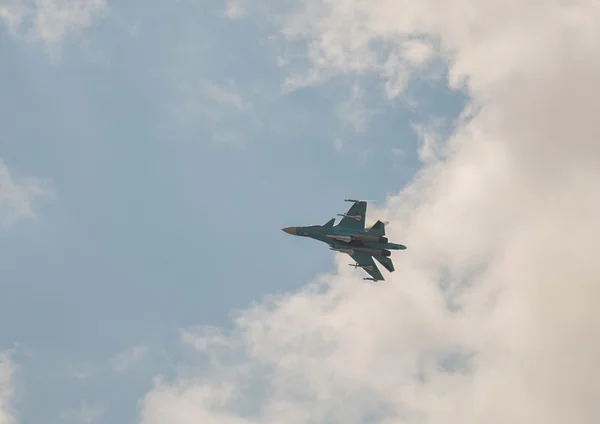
[{"x1": 283, "y1": 225, "x2": 406, "y2": 257}]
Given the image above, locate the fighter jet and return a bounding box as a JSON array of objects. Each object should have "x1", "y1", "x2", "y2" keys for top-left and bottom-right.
[{"x1": 282, "y1": 199, "x2": 407, "y2": 281}]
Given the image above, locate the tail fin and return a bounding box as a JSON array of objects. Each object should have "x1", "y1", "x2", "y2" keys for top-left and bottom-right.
[
  {"x1": 367, "y1": 220, "x2": 388, "y2": 236},
  {"x1": 324, "y1": 218, "x2": 336, "y2": 228}
]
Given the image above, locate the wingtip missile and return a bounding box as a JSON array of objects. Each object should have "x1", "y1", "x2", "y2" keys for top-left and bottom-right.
[
  {"x1": 337, "y1": 213, "x2": 362, "y2": 221},
  {"x1": 348, "y1": 263, "x2": 374, "y2": 271}
]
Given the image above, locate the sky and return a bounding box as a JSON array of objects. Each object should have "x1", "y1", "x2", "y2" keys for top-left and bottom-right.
[{"x1": 1, "y1": 0, "x2": 599, "y2": 424}]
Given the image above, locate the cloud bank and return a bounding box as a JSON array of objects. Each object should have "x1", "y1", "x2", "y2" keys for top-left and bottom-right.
[{"x1": 141, "y1": 0, "x2": 598, "y2": 422}]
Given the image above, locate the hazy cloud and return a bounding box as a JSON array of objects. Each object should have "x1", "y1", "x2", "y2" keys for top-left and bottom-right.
[
  {"x1": 59, "y1": 400, "x2": 104, "y2": 424},
  {"x1": 170, "y1": 77, "x2": 250, "y2": 132},
  {"x1": 224, "y1": 0, "x2": 246, "y2": 20},
  {"x1": 202, "y1": 80, "x2": 246, "y2": 111},
  {"x1": 0, "y1": 0, "x2": 109, "y2": 45},
  {"x1": 333, "y1": 138, "x2": 345, "y2": 152},
  {"x1": 411, "y1": 117, "x2": 450, "y2": 164},
  {"x1": 0, "y1": 352, "x2": 16, "y2": 424},
  {"x1": 111, "y1": 345, "x2": 150, "y2": 375},
  {"x1": 336, "y1": 84, "x2": 376, "y2": 133},
  {"x1": 0, "y1": 158, "x2": 54, "y2": 229},
  {"x1": 0, "y1": 0, "x2": 28, "y2": 35}
]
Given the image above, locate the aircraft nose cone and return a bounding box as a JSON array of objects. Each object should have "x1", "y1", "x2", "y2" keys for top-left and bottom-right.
[{"x1": 282, "y1": 227, "x2": 296, "y2": 235}]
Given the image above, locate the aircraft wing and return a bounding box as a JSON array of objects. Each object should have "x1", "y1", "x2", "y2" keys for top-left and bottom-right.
[
  {"x1": 374, "y1": 255, "x2": 395, "y2": 273},
  {"x1": 349, "y1": 252, "x2": 384, "y2": 281},
  {"x1": 337, "y1": 200, "x2": 367, "y2": 230}
]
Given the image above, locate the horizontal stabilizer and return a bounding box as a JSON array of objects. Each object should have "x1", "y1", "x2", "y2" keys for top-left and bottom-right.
[
  {"x1": 374, "y1": 255, "x2": 395, "y2": 273},
  {"x1": 324, "y1": 218, "x2": 336, "y2": 228}
]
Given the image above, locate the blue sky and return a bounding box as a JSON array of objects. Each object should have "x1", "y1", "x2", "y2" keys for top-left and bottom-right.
[{"x1": 0, "y1": 0, "x2": 466, "y2": 422}]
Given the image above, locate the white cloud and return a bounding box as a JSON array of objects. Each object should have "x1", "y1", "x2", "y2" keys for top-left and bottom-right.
[
  {"x1": 402, "y1": 39, "x2": 434, "y2": 67},
  {"x1": 277, "y1": 5, "x2": 437, "y2": 96},
  {"x1": 30, "y1": 0, "x2": 108, "y2": 45},
  {"x1": 140, "y1": 0, "x2": 600, "y2": 423},
  {"x1": 0, "y1": 158, "x2": 54, "y2": 229},
  {"x1": 0, "y1": 0, "x2": 108, "y2": 45},
  {"x1": 411, "y1": 117, "x2": 451, "y2": 164},
  {"x1": 0, "y1": 351, "x2": 17, "y2": 424}
]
